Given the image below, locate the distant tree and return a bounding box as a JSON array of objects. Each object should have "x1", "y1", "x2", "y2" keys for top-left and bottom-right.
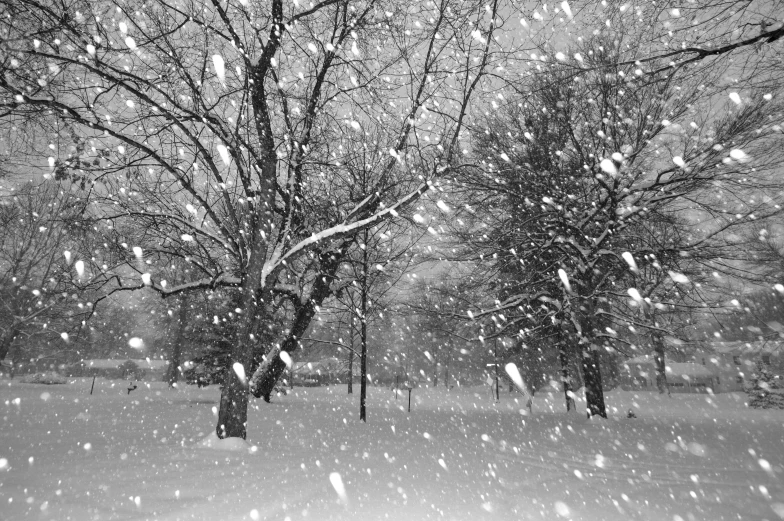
[
  {"x1": 713, "y1": 225, "x2": 784, "y2": 340},
  {"x1": 403, "y1": 274, "x2": 477, "y2": 389},
  {"x1": 317, "y1": 139, "x2": 424, "y2": 418},
  {"x1": 703, "y1": 288, "x2": 784, "y2": 342},
  {"x1": 0, "y1": 182, "x2": 110, "y2": 369}
]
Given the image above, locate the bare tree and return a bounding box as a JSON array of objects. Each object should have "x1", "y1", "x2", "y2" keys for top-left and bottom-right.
[
  {"x1": 0, "y1": 182, "x2": 113, "y2": 368},
  {"x1": 1, "y1": 0, "x2": 513, "y2": 439}
]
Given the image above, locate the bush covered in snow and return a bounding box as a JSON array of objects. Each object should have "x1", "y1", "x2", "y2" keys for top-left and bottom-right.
[
  {"x1": 117, "y1": 360, "x2": 145, "y2": 380},
  {"x1": 19, "y1": 371, "x2": 68, "y2": 385},
  {"x1": 747, "y1": 362, "x2": 784, "y2": 409}
]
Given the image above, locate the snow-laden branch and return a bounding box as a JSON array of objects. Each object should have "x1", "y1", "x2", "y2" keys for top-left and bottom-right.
[
  {"x1": 469, "y1": 290, "x2": 552, "y2": 320},
  {"x1": 260, "y1": 180, "x2": 434, "y2": 286}
]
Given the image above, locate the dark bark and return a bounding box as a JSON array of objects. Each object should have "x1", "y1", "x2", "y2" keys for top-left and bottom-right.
[
  {"x1": 0, "y1": 327, "x2": 19, "y2": 364},
  {"x1": 494, "y1": 339, "x2": 500, "y2": 401},
  {"x1": 216, "y1": 155, "x2": 275, "y2": 438},
  {"x1": 216, "y1": 276, "x2": 269, "y2": 438},
  {"x1": 257, "y1": 356, "x2": 286, "y2": 403},
  {"x1": 216, "y1": 42, "x2": 279, "y2": 435},
  {"x1": 576, "y1": 297, "x2": 607, "y2": 418},
  {"x1": 359, "y1": 228, "x2": 369, "y2": 422},
  {"x1": 347, "y1": 325, "x2": 354, "y2": 394},
  {"x1": 235, "y1": 0, "x2": 289, "y2": 412},
  {"x1": 444, "y1": 350, "x2": 451, "y2": 390},
  {"x1": 216, "y1": 281, "x2": 274, "y2": 438},
  {"x1": 653, "y1": 334, "x2": 669, "y2": 394},
  {"x1": 250, "y1": 242, "x2": 350, "y2": 401},
  {"x1": 215, "y1": 288, "x2": 264, "y2": 438},
  {"x1": 166, "y1": 340, "x2": 183, "y2": 387},
  {"x1": 216, "y1": 358, "x2": 251, "y2": 438},
  {"x1": 559, "y1": 344, "x2": 575, "y2": 412},
  {"x1": 581, "y1": 348, "x2": 607, "y2": 418},
  {"x1": 166, "y1": 295, "x2": 188, "y2": 387},
  {"x1": 574, "y1": 356, "x2": 584, "y2": 388}
]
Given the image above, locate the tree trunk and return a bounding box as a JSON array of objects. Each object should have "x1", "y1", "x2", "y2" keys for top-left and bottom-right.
[
  {"x1": 359, "y1": 228, "x2": 369, "y2": 422},
  {"x1": 444, "y1": 351, "x2": 450, "y2": 390},
  {"x1": 165, "y1": 338, "x2": 183, "y2": 387},
  {"x1": 559, "y1": 344, "x2": 575, "y2": 412},
  {"x1": 575, "y1": 357, "x2": 584, "y2": 388},
  {"x1": 581, "y1": 347, "x2": 607, "y2": 418},
  {"x1": 653, "y1": 334, "x2": 669, "y2": 394},
  {"x1": 216, "y1": 355, "x2": 250, "y2": 438},
  {"x1": 216, "y1": 236, "x2": 272, "y2": 439},
  {"x1": 0, "y1": 326, "x2": 19, "y2": 364},
  {"x1": 166, "y1": 295, "x2": 188, "y2": 387},
  {"x1": 494, "y1": 339, "x2": 500, "y2": 401},
  {"x1": 347, "y1": 323, "x2": 354, "y2": 394},
  {"x1": 249, "y1": 242, "x2": 350, "y2": 401},
  {"x1": 253, "y1": 348, "x2": 287, "y2": 402},
  {"x1": 215, "y1": 286, "x2": 265, "y2": 439},
  {"x1": 575, "y1": 297, "x2": 607, "y2": 418}
]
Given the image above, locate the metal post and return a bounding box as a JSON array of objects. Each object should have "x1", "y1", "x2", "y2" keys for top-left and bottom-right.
[
  {"x1": 408, "y1": 388, "x2": 412, "y2": 413},
  {"x1": 90, "y1": 375, "x2": 96, "y2": 395},
  {"x1": 395, "y1": 375, "x2": 399, "y2": 399}
]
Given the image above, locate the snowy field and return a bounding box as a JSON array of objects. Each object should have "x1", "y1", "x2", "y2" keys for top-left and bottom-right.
[{"x1": 2, "y1": 379, "x2": 784, "y2": 521}]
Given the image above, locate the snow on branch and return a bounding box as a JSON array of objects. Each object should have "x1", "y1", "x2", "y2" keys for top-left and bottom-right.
[
  {"x1": 262, "y1": 180, "x2": 434, "y2": 284},
  {"x1": 469, "y1": 291, "x2": 551, "y2": 320}
]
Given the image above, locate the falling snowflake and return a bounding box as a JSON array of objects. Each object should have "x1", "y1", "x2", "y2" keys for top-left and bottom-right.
[
  {"x1": 233, "y1": 362, "x2": 247, "y2": 384},
  {"x1": 279, "y1": 351, "x2": 292, "y2": 369},
  {"x1": 74, "y1": 260, "x2": 85, "y2": 278},
  {"x1": 212, "y1": 55, "x2": 226, "y2": 85},
  {"x1": 668, "y1": 271, "x2": 690, "y2": 284},
  {"x1": 217, "y1": 144, "x2": 231, "y2": 167},
  {"x1": 329, "y1": 472, "x2": 348, "y2": 504},
  {"x1": 599, "y1": 158, "x2": 617, "y2": 176}
]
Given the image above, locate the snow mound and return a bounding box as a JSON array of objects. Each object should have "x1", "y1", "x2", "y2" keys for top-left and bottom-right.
[
  {"x1": 195, "y1": 431, "x2": 252, "y2": 452},
  {"x1": 19, "y1": 372, "x2": 67, "y2": 384},
  {"x1": 74, "y1": 412, "x2": 91, "y2": 421}
]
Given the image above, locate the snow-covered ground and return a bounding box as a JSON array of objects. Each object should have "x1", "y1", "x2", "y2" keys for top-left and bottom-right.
[{"x1": 2, "y1": 378, "x2": 783, "y2": 521}]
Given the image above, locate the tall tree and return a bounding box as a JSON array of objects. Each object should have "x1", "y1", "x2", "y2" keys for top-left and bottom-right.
[
  {"x1": 1, "y1": 0, "x2": 509, "y2": 439},
  {"x1": 453, "y1": 32, "x2": 784, "y2": 417}
]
